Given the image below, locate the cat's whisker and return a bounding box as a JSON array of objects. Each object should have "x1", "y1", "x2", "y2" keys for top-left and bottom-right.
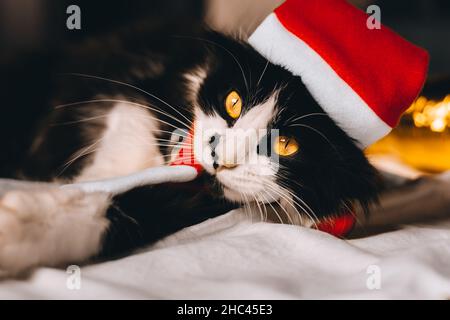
[
  {"x1": 275, "y1": 178, "x2": 315, "y2": 213},
  {"x1": 256, "y1": 59, "x2": 269, "y2": 88},
  {"x1": 275, "y1": 170, "x2": 305, "y2": 189},
  {"x1": 56, "y1": 101, "x2": 188, "y2": 133},
  {"x1": 288, "y1": 123, "x2": 332, "y2": 145},
  {"x1": 51, "y1": 115, "x2": 110, "y2": 126},
  {"x1": 263, "y1": 184, "x2": 299, "y2": 225},
  {"x1": 244, "y1": 191, "x2": 254, "y2": 222},
  {"x1": 124, "y1": 101, "x2": 192, "y2": 129},
  {"x1": 152, "y1": 129, "x2": 186, "y2": 136},
  {"x1": 263, "y1": 200, "x2": 269, "y2": 221},
  {"x1": 236, "y1": 172, "x2": 251, "y2": 220},
  {"x1": 134, "y1": 143, "x2": 191, "y2": 149},
  {"x1": 152, "y1": 139, "x2": 192, "y2": 146},
  {"x1": 58, "y1": 137, "x2": 105, "y2": 176},
  {"x1": 251, "y1": 191, "x2": 267, "y2": 217},
  {"x1": 238, "y1": 189, "x2": 251, "y2": 221},
  {"x1": 243, "y1": 173, "x2": 265, "y2": 223},
  {"x1": 275, "y1": 186, "x2": 317, "y2": 228},
  {"x1": 288, "y1": 123, "x2": 343, "y2": 158},
  {"x1": 62, "y1": 148, "x2": 100, "y2": 174},
  {"x1": 252, "y1": 194, "x2": 265, "y2": 222},
  {"x1": 282, "y1": 113, "x2": 298, "y2": 126},
  {"x1": 286, "y1": 112, "x2": 329, "y2": 125},
  {"x1": 59, "y1": 128, "x2": 196, "y2": 171},
  {"x1": 275, "y1": 178, "x2": 314, "y2": 214},
  {"x1": 58, "y1": 133, "x2": 190, "y2": 175},
  {"x1": 242, "y1": 170, "x2": 264, "y2": 222},
  {"x1": 62, "y1": 73, "x2": 193, "y2": 125},
  {"x1": 52, "y1": 112, "x2": 187, "y2": 141},
  {"x1": 276, "y1": 182, "x2": 320, "y2": 227},
  {"x1": 271, "y1": 174, "x2": 315, "y2": 221},
  {"x1": 142, "y1": 154, "x2": 196, "y2": 167},
  {"x1": 275, "y1": 106, "x2": 288, "y2": 124},
  {"x1": 261, "y1": 183, "x2": 297, "y2": 226},
  {"x1": 55, "y1": 99, "x2": 192, "y2": 130},
  {"x1": 265, "y1": 195, "x2": 285, "y2": 225},
  {"x1": 341, "y1": 201, "x2": 363, "y2": 228},
  {"x1": 258, "y1": 191, "x2": 284, "y2": 224},
  {"x1": 152, "y1": 135, "x2": 190, "y2": 142}
]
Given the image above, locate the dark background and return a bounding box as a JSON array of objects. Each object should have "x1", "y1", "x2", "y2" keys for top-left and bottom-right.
[
  {"x1": 0, "y1": 0, "x2": 204, "y2": 176},
  {"x1": 371, "y1": 0, "x2": 450, "y2": 98},
  {"x1": 372, "y1": 0, "x2": 450, "y2": 76}
]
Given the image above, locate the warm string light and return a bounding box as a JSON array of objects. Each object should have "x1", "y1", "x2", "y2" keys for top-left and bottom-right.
[{"x1": 406, "y1": 94, "x2": 450, "y2": 132}]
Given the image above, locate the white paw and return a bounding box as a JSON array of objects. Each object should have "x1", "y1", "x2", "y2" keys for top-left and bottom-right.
[{"x1": 0, "y1": 187, "x2": 110, "y2": 277}]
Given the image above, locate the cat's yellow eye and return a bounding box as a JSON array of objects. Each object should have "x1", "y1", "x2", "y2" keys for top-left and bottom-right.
[
  {"x1": 274, "y1": 136, "x2": 299, "y2": 157},
  {"x1": 225, "y1": 90, "x2": 242, "y2": 119}
]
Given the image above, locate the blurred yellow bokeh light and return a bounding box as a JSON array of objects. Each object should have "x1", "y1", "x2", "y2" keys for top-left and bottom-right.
[{"x1": 367, "y1": 94, "x2": 450, "y2": 173}]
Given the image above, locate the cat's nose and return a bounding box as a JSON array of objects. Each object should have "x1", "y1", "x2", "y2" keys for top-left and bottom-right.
[
  {"x1": 214, "y1": 162, "x2": 238, "y2": 171},
  {"x1": 215, "y1": 156, "x2": 238, "y2": 170},
  {"x1": 212, "y1": 146, "x2": 238, "y2": 170},
  {"x1": 211, "y1": 151, "x2": 237, "y2": 170},
  {"x1": 222, "y1": 162, "x2": 237, "y2": 169}
]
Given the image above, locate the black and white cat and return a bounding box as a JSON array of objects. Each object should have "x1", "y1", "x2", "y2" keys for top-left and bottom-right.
[{"x1": 0, "y1": 26, "x2": 379, "y2": 275}]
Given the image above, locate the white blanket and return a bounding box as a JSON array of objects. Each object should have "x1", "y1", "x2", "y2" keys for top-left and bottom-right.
[{"x1": 1, "y1": 208, "x2": 450, "y2": 299}]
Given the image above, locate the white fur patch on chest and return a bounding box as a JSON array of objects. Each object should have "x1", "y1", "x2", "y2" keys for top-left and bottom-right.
[{"x1": 76, "y1": 102, "x2": 164, "y2": 182}]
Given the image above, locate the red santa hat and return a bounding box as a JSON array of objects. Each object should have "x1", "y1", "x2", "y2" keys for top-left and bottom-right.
[{"x1": 249, "y1": 0, "x2": 429, "y2": 148}]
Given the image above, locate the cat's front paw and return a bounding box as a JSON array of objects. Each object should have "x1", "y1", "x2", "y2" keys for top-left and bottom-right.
[
  {"x1": 0, "y1": 188, "x2": 110, "y2": 277},
  {"x1": 0, "y1": 190, "x2": 45, "y2": 276}
]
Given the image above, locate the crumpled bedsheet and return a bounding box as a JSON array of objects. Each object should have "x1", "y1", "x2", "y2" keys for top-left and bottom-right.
[{"x1": 0, "y1": 208, "x2": 449, "y2": 299}]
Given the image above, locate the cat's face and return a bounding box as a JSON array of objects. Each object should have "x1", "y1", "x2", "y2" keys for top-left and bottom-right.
[{"x1": 189, "y1": 33, "x2": 379, "y2": 221}]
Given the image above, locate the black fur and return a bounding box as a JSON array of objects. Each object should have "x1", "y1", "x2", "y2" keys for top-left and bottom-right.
[
  {"x1": 101, "y1": 176, "x2": 236, "y2": 258},
  {"x1": 2, "y1": 24, "x2": 380, "y2": 258}
]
